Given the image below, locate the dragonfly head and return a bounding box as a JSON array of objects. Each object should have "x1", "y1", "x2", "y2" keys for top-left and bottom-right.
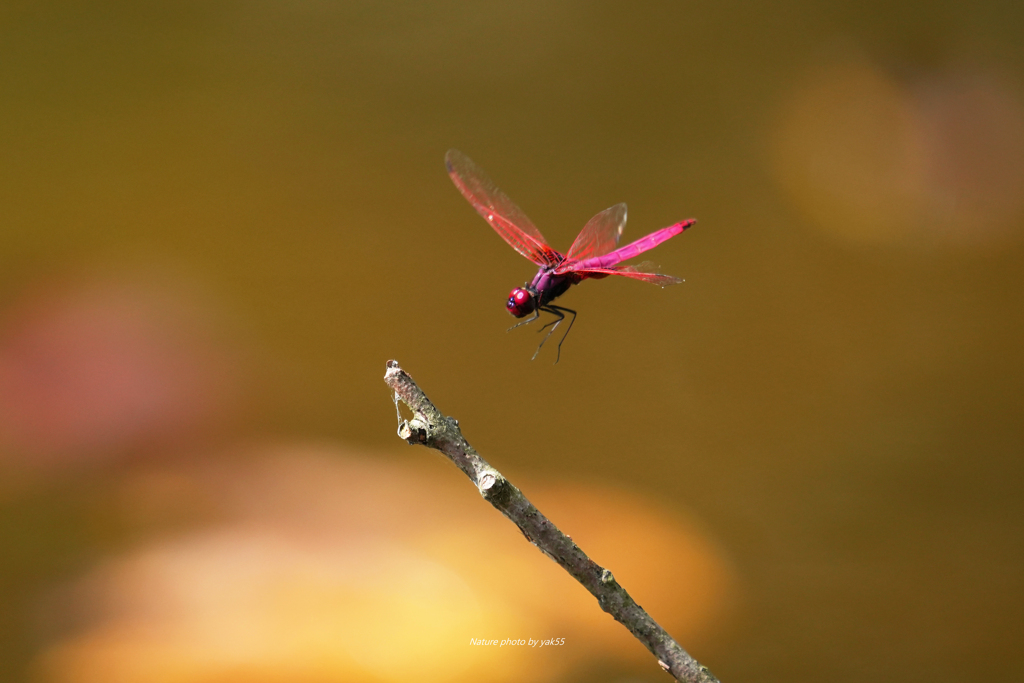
[{"x1": 507, "y1": 287, "x2": 536, "y2": 318}]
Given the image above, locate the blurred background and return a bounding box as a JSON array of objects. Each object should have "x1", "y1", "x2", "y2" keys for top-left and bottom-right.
[{"x1": 1, "y1": 1, "x2": 1022, "y2": 681}]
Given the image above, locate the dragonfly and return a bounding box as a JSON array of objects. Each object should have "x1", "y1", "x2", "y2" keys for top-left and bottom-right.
[{"x1": 445, "y1": 149, "x2": 695, "y2": 362}]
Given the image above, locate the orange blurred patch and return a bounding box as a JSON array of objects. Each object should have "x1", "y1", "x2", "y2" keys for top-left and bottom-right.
[
  {"x1": 770, "y1": 54, "x2": 1024, "y2": 248},
  {"x1": 33, "y1": 445, "x2": 734, "y2": 683}
]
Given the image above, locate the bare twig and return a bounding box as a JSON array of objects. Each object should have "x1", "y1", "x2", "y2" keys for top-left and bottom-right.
[{"x1": 383, "y1": 360, "x2": 719, "y2": 683}]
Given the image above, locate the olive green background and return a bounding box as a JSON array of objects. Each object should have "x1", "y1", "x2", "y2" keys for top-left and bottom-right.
[{"x1": 2, "y1": 2, "x2": 1022, "y2": 681}]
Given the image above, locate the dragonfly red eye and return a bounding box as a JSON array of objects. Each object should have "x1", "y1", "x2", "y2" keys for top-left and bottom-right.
[{"x1": 507, "y1": 288, "x2": 535, "y2": 318}]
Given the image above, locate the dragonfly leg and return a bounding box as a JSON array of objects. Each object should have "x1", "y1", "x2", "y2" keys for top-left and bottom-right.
[
  {"x1": 546, "y1": 305, "x2": 577, "y2": 364},
  {"x1": 537, "y1": 315, "x2": 561, "y2": 333},
  {"x1": 507, "y1": 307, "x2": 540, "y2": 332},
  {"x1": 531, "y1": 306, "x2": 564, "y2": 361},
  {"x1": 531, "y1": 305, "x2": 576, "y2": 363}
]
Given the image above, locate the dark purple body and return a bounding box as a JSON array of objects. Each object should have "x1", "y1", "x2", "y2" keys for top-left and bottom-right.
[{"x1": 528, "y1": 265, "x2": 581, "y2": 306}]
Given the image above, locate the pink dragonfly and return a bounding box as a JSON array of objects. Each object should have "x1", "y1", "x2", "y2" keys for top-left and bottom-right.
[{"x1": 446, "y1": 149, "x2": 695, "y2": 361}]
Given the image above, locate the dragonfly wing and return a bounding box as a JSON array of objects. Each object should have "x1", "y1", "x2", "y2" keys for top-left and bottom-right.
[
  {"x1": 445, "y1": 149, "x2": 561, "y2": 267},
  {"x1": 573, "y1": 262, "x2": 683, "y2": 287},
  {"x1": 565, "y1": 202, "x2": 627, "y2": 263}
]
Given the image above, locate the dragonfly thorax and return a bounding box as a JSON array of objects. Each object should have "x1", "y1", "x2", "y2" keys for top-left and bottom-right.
[{"x1": 507, "y1": 287, "x2": 536, "y2": 318}]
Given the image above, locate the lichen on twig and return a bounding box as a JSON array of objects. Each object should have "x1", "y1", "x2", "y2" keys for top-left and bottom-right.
[{"x1": 383, "y1": 360, "x2": 719, "y2": 683}]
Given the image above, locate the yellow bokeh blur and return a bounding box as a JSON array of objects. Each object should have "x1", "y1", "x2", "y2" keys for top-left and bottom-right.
[{"x1": 32, "y1": 448, "x2": 732, "y2": 683}]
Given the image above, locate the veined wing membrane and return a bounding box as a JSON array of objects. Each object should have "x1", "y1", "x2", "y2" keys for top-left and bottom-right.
[
  {"x1": 565, "y1": 202, "x2": 627, "y2": 262},
  {"x1": 573, "y1": 262, "x2": 683, "y2": 287},
  {"x1": 445, "y1": 149, "x2": 560, "y2": 267}
]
